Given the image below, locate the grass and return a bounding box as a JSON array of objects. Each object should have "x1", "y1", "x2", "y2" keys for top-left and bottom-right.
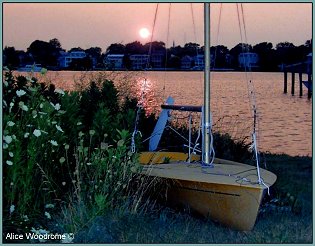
[{"x1": 66, "y1": 154, "x2": 312, "y2": 244}]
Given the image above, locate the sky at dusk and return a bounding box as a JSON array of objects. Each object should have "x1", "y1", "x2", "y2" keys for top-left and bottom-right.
[{"x1": 3, "y1": 3, "x2": 313, "y2": 52}]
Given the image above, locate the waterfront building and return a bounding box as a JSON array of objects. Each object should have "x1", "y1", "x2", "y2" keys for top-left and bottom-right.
[
  {"x1": 193, "y1": 54, "x2": 205, "y2": 70},
  {"x1": 150, "y1": 52, "x2": 164, "y2": 68},
  {"x1": 238, "y1": 52, "x2": 259, "y2": 69},
  {"x1": 129, "y1": 54, "x2": 150, "y2": 70},
  {"x1": 181, "y1": 55, "x2": 193, "y2": 69},
  {"x1": 58, "y1": 51, "x2": 87, "y2": 68},
  {"x1": 104, "y1": 54, "x2": 125, "y2": 70}
]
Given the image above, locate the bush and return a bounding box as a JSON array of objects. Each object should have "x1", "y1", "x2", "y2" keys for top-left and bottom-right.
[{"x1": 2, "y1": 70, "x2": 144, "y2": 242}]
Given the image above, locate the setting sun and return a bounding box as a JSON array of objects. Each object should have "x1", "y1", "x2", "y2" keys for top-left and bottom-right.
[{"x1": 139, "y1": 27, "x2": 150, "y2": 39}]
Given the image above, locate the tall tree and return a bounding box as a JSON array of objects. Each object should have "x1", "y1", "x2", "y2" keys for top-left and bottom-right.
[
  {"x1": 125, "y1": 41, "x2": 144, "y2": 54},
  {"x1": 68, "y1": 47, "x2": 85, "y2": 52},
  {"x1": 168, "y1": 45, "x2": 184, "y2": 58},
  {"x1": 253, "y1": 42, "x2": 277, "y2": 71},
  {"x1": 49, "y1": 38, "x2": 63, "y2": 51},
  {"x1": 27, "y1": 39, "x2": 61, "y2": 67},
  {"x1": 229, "y1": 43, "x2": 252, "y2": 69},
  {"x1": 85, "y1": 47, "x2": 102, "y2": 66},
  {"x1": 183, "y1": 42, "x2": 201, "y2": 57},
  {"x1": 210, "y1": 45, "x2": 229, "y2": 68},
  {"x1": 144, "y1": 41, "x2": 166, "y2": 54},
  {"x1": 3, "y1": 46, "x2": 20, "y2": 68},
  {"x1": 27, "y1": 40, "x2": 51, "y2": 66},
  {"x1": 106, "y1": 43, "x2": 125, "y2": 54},
  {"x1": 275, "y1": 42, "x2": 297, "y2": 65}
]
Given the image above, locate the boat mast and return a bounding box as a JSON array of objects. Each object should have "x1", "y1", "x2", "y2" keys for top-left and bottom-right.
[{"x1": 203, "y1": 3, "x2": 212, "y2": 165}]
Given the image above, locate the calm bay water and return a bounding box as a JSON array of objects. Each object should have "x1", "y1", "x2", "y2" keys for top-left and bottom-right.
[{"x1": 28, "y1": 70, "x2": 312, "y2": 157}]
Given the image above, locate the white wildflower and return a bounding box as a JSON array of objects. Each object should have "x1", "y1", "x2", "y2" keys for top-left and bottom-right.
[
  {"x1": 9, "y1": 102, "x2": 14, "y2": 107},
  {"x1": 87, "y1": 162, "x2": 92, "y2": 166},
  {"x1": 62, "y1": 182, "x2": 66, "y2": 186},
  {"x1": 31, "y1": 227, "x2": 38, "y2": 233},
  {"x1": 59, "y1": 157, "x2": 66, "y2": 164},
  {"x1": 26, "y1": 76, "x2": 34, "y2": 83},
  {"x1": 6, "y1": 160, "x2": 13, "y2": 166},
  {"x1": 16, "y1": 89, "x2": 26, "y2": 97},
  {"x1": 45, "y1": 204, "x2": 55, "y2": 209},
  {"x1": 49, "y1": 140, "x2": 58, "y2": 146},
  {"x1": 58, "y1": 110, "x2": 66, "y2": 114},
  {"x1": 3, "y1": 143, "x2": 8, "y2": 149},
  {"x1": 51, "y1": 121, "x2": 57, "y2": 125},
  {"x1": 56, "y1": 125, "x2": 64, "y2": 133},
  {"x1": 12, "y1": 135, "x2": 16, "y2": 140},
  {"x1": 55, "y1": 103, "x2": 61, "y2": 110},
  {"x1": 7, "y1": 121, "x2": 15, "y2": 127},
  {"x1": 22, "y1": 105, "x2": 28, "y2": 111},
  {"x1": 30, "y1": 227, "x2": 50, "y2": 242},
  {"x1": 23, "y1": 215, "x2": 29, "y2": 222},
  {"x1": 50, "y1": 102, "x2": 61, "y2": 111},
  {"x1": 4, "y1": 135, "x2": 13, "y2": 144},
  {"x1": 89, "y1": 130, "x2": 95, "y2": 136},
  {"x1": 40, "y1": 103, "x2": 44, "y2": 109},
  {"x1": 54, "y1": 88, "x2": 65, "y2": 95},
  {"x1": 9, "y1": 204, "x2": 15, "y2": 214},
  {"x1": 24, "y1": 133, "x2": 30, "y2": 138},
  {"x1": 39, "y1": 228, "x2": 49, "y2": 234},
  {"x1": 32, "y1": 110, "x2": 37, "y2": 118},
  {"x1": 9, "y1": 152, "x2": 14, "y2": 157},
  {"x1": 77, "y1": 122, "x2": 82, "y2": 126},
  {"x1": 19, "y1": 102, "x2": 28, "y2": 111},
  {"x1": 33, "y1": 129, "x2": 41, "y2": 137},
  {"x1": 44, "y1": 211, "x2": 51, "y2": 219},
  {"x1": 64, "y1": 144, "x2": 70, "y2": 150}
]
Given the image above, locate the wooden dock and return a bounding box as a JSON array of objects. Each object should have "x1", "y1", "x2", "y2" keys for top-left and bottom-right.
[{"x1": 282, "y1": 55, "x2": 312, "y2": 99}]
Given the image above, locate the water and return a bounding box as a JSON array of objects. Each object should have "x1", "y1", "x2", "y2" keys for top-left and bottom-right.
[{"x1": 22, "y1": 70, "x2": 312, "y2": 157}]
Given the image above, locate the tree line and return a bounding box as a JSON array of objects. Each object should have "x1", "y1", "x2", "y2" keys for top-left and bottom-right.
[{"x1": 3, "y1": 38, "x2": 312, "y2": 71}]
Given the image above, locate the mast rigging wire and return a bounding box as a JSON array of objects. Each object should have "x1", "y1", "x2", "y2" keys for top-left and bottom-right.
[{"x1": 236, "y1": 3, "x2": 264, "y2": 184}]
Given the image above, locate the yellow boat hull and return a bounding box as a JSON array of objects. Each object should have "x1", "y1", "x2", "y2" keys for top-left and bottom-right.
[{"x1": 139, "y1": 151, "x2": 277, "y2": 231}]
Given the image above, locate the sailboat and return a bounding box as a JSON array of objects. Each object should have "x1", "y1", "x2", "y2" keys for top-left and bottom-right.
[{"x1": 136, "y1": 3, "x2": 277, "y2": 231}]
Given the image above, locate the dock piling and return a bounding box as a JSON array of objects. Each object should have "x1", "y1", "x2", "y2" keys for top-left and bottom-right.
[
  {"x1": 299, "y1": 73, "x2": 303, "y2": 97},
  {"x1": 308, "y1": 73, "x2": 312, "y2": 99},
  {"x1": 291, "y1": 72, "x2": 295, "y2": 95},
  {"x1": 284, "y1": 72, "x2": 288, "y2": 94},
  {"x1": 283, "y1": 60, "x2": 312, "y2": 98}
]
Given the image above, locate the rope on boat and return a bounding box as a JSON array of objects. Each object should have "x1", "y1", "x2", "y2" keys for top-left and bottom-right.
[
  {"x1": 201, "y1": 108, "x2": 216, "y2": 167},
  {"x1": 131, "y1": 78, "x2": 147, "y2": 153},
  {"x1": 236, "y1": 4, "x2": 270, "y2": 190}
]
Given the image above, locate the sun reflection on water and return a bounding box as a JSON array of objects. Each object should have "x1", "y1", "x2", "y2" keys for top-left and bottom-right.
[{"x1": 135, "y1": 76, "x2": 163, "y2": 115}]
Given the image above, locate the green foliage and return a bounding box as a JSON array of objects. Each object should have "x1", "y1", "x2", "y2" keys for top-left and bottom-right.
[
  {"x1": 3, "y1": 71, "x2": 142, "y2": 242},
  {"x1": 213, "y1": 132, "x2": 251, "y2": 162},
  {"x1": 3, "y1": 71, "x2": 68, "y2": 218}
]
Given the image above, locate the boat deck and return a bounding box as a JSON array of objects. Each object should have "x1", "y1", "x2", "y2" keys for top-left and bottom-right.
[{"x1": 142, "y1": 158, "x2": 277, "y2": 190}]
